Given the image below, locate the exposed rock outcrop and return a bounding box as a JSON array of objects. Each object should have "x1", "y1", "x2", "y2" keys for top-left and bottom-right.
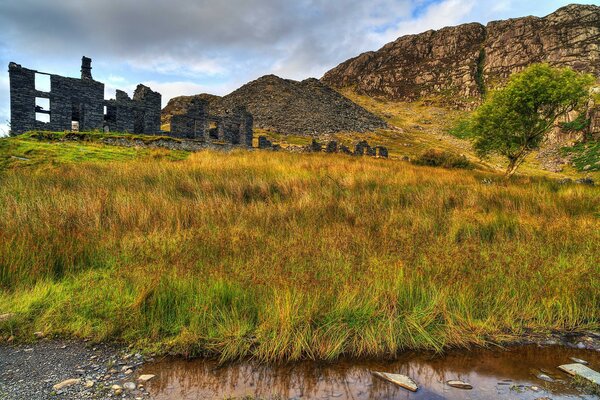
[
  {"x1": 162, "y1": 75, "x2": 387, "y2": 135},
  {"x1": 322, "y1": 4, "x2": 600, "y2": 102}
]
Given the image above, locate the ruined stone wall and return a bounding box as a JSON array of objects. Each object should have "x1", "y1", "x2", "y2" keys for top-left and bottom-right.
[
  {"x1": 170, "y1": 101, "x2": 253, "y2": 146},
  {"x1": 50, "y1": 74, "x2": 104, "y2": 131},
  {"x1": 8, "y1": 63, "x2": 37, "y2": 134},
  {"x1": 132, "y1": 84, "x2": 161, "y2": 134},
  {"x1": 170, "y1": 98, "x2": 209, "y2": 140},
  {"x1": 238, "y1": 107, "x2": 254, "y2": 147},
  {"x1": 8, "y1": 62, "x2": 105, "y2": 134},
  {"x1": 104, "y1": 90, "x2": 135, "y2": 133},
  {"x1": 217, "y1": 106, "x2": 253, "y2": 145},
  {"x1": 9, "y1": 58, "x2": 162, "y2": 136}
]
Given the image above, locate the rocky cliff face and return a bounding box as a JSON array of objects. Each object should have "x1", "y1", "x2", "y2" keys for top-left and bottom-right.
[
  {"x1": 322, "y1": 4, "x2": 599, "y2": 102},
  {"x1": 163, "y1": 75, "x2": 387, "y2": 135}
]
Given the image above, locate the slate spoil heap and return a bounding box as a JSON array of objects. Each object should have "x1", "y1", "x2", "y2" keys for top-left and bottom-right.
[{"x1": 163, "y1": 75, "x2": 387, "y2": 135}]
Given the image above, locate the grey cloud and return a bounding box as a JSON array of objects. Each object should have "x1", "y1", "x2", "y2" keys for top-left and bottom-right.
[{"x1": 0, "y1": 0, "x2": 413, "y2": 79}]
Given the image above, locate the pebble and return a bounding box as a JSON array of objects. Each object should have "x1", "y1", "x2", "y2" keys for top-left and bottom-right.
[
  {"x1": 0, "y1": 313, "x2": 14, "y2": 322},
  {"x1": 123, "y1": 381, "x2": 137, "y2": 391},
  {"x1": 52, "y1": 378, "x2": 81, "y2": 391},
  {"x1": 137, "y1": 374, "x2": 155, "y2": 382}
]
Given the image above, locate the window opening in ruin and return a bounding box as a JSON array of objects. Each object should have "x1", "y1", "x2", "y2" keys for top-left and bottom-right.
[
  {"x1": 71, "y1": 103, "x2": 81, "y2": 132},
  {"x1": 35, "y1": 98, "x2": 50, "y2": 123},
  {"x1": 104, "y1": 106, "x2": 107, "y2": 116},
  {"x1": 35, "y1": 73, "x2": 51, "y2": 92},
  {"x1": 209, "y1": 121, "x2": 219, "y2": 139},
  {"x1": 36, "y1": 112, "x2": 50, "y2": 123},
  {"x1": 104, "y1": 88, "x2": 116, "y2": 101},
  {"x1": 35, "y1": 97, "x2": 49, "y2": 112}
]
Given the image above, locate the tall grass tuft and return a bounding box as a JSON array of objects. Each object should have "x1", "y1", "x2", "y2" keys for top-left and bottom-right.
[{"x1": 0, "y1": 149, "x2": 598, "y2": 361}]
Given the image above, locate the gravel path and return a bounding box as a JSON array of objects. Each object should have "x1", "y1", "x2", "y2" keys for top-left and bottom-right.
[{"x1": 0, "y1": 340, "x2": 153, "y2": 400}]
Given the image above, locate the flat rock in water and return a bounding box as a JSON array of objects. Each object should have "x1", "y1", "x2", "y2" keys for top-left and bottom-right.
[
  {"x1": 447, "y1": 380, "x2": 473, "y2": 389},
  {"x1": 558, "y1": 363, "x2": 600, "y2": 385},
  {"x1": 372, "y1": 371, "x2": 418, "y2": 392},
  {"x1": 569, "y1": 357, "x2": 588, "y2": 365}
]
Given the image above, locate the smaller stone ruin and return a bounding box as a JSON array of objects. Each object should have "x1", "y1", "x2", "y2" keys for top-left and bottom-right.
[
  {"x1": 304, "y1": 138, "x2": 388, "y2": 158},
  {"x1": 257, "y1": 136, "x2": 273, "y2": 149},
  {"x1": 354, "y1": 140, "x2": 370, "y2": 156},
  {"x1": 170, "y1": 101, "x2": 253, "y2": 147},
  {"x1": 325, "y1": 140, "x2": 338, "y2": 153},
  {"x1": 310, "y1": 139, "x2": 322, "y2": 152}
]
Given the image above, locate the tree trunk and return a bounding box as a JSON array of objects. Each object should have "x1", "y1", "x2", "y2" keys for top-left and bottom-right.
[{"x1": 505, "y1": 157, "x2": 521, "y2": 178}]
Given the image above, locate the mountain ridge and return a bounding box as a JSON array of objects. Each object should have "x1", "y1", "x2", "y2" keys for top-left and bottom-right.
[{"x1": 321, "y1": 4, "x2": 600, "y2": 103}]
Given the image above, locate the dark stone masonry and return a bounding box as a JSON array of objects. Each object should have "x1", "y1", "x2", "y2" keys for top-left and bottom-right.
[
  {"x1": 9, "y1": 57, "x2": 161, "y2": 135},
  {"x1": 303, "y1": 138, "x2": 388, "y2": 158},
  {"x1": 8, "y1": 57, "x2": 254, "y2": 147},
  {"x1": 170, "y1": 100, "x2": 253, "y2": 147}
]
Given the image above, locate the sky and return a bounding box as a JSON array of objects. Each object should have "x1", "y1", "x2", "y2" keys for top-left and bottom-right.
[{"x1": 0, "y1": 0, "x2": 598, "y2": 135}]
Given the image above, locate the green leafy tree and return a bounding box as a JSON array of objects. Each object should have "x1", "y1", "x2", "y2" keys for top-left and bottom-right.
[{"x1": 466, "y1": 64, "x2": 595, "y2": 176}]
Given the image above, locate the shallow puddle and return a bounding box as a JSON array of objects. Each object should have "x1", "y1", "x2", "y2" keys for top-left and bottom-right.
[{"x1": 140, "y1": 346, "x2": 600, "y2": 399}]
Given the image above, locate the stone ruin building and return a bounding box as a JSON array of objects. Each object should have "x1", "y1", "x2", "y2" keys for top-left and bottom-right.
[
  {"x1": 8, "y1": 57, "x2": 255, "y2": 147},
  {"x1": 170, "y1": 98, "x2": 253, "y2": 147},
  {"x1": 8, "y1": 57, "x2": 161, "y2": 135}
]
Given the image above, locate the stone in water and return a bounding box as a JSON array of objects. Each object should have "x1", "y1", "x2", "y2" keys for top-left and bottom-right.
[
  {"x1": 447, "y1": 380, "x2": 473, "y2": 389},
  {"x1": 558, "y1": 363, "x2": 600, "y2": 385},
  {"x1": 371, "y1": 371, "x2": 418, "y2": 392},
  {"x1": 569, "y1": 357, "x2": 588, "y2": 365},
  {"x1": 536, "y1": 373, "x2": 554, "y2": 382}
]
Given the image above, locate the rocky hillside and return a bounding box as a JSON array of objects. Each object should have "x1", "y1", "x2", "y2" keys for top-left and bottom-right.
[
  {"x1": 162, "y1": 75, "x2": 387, "y2": 135},
  {"x1": 322, "y1": 4, "x2": 599, "y2": 102}
]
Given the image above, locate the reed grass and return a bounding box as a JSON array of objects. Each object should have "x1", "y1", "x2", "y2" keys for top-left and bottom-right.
[{"x1": 0, "y1": 145, "x2": 598, "y2": 362}]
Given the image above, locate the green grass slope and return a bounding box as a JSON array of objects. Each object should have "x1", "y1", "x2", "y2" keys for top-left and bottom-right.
[{"x1": 0, "y1": 134, "x2": 598, "y2": 362}]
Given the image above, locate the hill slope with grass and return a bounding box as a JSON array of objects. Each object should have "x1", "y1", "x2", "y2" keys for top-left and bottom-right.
[{"x1": 0, "y1": 133, "x2": 598, "y2": 361}]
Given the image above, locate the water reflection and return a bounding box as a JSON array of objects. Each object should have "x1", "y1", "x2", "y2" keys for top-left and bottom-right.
[{"x1": 141, "y1": 346, "x2": 600, "y2": 399}]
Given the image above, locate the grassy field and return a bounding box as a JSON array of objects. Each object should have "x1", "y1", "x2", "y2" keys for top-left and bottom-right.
[
  {"x1": 0, "y1": 133, "x2": 598, "y2": 362},
  {"x1": 0, "y1": 131, "x2": 188, "y2": 170}
]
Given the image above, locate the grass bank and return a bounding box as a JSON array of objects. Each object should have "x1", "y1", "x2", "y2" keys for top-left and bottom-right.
[
  {"x1": 0, "y1": 131, "x2": 188, "y2": 170},
  {"x1": 0, "y1": 138, "x2": 599, "y2": 362}
]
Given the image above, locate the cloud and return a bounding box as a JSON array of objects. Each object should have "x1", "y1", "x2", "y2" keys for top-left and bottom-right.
[
  {"x1": 140, "y1": 81, "x2": 239, "y2": 104},
  {"x1": 0, "y1": 0, "x2": 584, "y2": 129},
  {"x1": 369, "y1": 0, "x2": 477, "y2": 44}
]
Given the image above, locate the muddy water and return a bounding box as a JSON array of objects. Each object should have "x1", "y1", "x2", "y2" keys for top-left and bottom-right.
[{"x1": 141, "y1": 346, "x2": 600, "y2": 399}]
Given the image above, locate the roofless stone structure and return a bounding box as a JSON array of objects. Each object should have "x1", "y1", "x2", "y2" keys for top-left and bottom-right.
[
  {"x1": 8, "y1": 57, "x2": 255, "y2": 147},
  {"x1": 8, "y1": 57, "x2": 161, "y2": 135}
]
